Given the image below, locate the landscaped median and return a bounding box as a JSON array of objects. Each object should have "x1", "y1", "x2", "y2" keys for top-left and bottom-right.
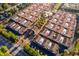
[
  {"x1": 24, "y1": 44, "x2": 47, "y2": 56},
  {"x1": 0, "y1": 24, "x2": 18, "y2": 42}
]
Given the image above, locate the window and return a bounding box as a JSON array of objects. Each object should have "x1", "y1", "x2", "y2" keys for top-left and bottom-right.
[
  {"x1": 65, "y1": 23, "x2": 69, "y2": 27},
  {"x1": 59, "y1": 20, "x2": 62, "y2": 24},
  {"x1": 67, "y1": 17, "x2": 71, "y2": 22},
  {"x1": 53, "y1": 33, "x2": 57, "y2": 39},
  {"x1": 11, "y1": 23, "x2": 16, "y2": 27},
  {"x1": 59, "y1": 36, "x2": 64, "y2": 43},
  {"x1": 56, "y1": 26, "x2": 60, "y2": 30},
  {"x1": 24, "y1": 9, "x2": 29, "y2": 12},
  {"x1": 15, "y1": 17, "x2": 19, "y2": 19},
  {"x1": 16, "y1": 26, "x2": 21, "y2": 31},
  {"x1": 20, "y1": 12, "x2": 24, "y2": 16},
  {"x1": 53, "y1": 18, "x2": 57, "y2": 23},
  {"x1": 38, "y1": 37, "x2": 44, "y2": 45},
  {"x1": 47, "y1": 42, "x2": 52, "y2": 49},
  {"x1": 45, "y1": 30, "x2": 51, "y2": 36},
  {"x1": 37, "y1": 9, "x2": 41, "y2": 12},
  {"x1": 22, "y1": 20, "x2": 27, "y2": 24},
  {"x1": 33, "y1": 12, "x2": 37, "y2": 15},
  {"x1": 68, "y1": 14, "x2": 72, "y2": 17},
  {"x1": 50, "y1": 23, "x2": 54, "y2": 28},
  {"x1": 56, "y1": 14, "x2": 60, "y2": 18},
  {"x1": 62, "y1": 29, "x2": 67, "y2": 34},
  {"x1": 48, "y1": 11, "x2": 52, "y2": 16},
  {"x1": 28, "y1": 15, "x2": 32, "y2": 20}
]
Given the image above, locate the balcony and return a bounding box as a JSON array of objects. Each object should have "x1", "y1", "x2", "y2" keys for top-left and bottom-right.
[
  {"x1": 57, "y1": 19, "x2": 64, "y2": 26},
  {"x1": 54, "y1": 14, "x2": 60, "y2": 18},
  {"x1": 53, "y1": 25, "x2": 61, "y2": 33},
  {"x1": 16, "y1": 26, "x2": 21, "y2": 31},
  {"x1": 59, "y1": 36, "x2": 65, "y2": 43},
  {"x1": 66, "y1": 17, "x2": 71, "y2": 22},
  {"x1": 9, "y1": 22, "x2": 16, "y2": 28},
  {"x1": 46, "y1": 22, "x2": 55, "y2": 30},
  {"x1": 11, "y1": 16, "x2": 19, "y2": 22},
  {"x1": 50, "y1": 18, "x2": 58, "y2": 24},
  {"x1": 35, "y1": 36, "x2": 45, "y2": 45},
  {"x1": 17, "y1": 12, "x2": 25, "y2": 17},
  {"x1": 64, "y1": 22, "x2": 69, "y2": 28},
  {"x1": 40, "y1": 28, "x2": 51, "y2": 37},
  {"x1": 64, "y1": 38, "x2": 72, "y2": 47},
  {"x1": 19, "y1": 19, "x2": 31, "y2": 27},
  {"x1": 66, "y1": 30, "x2": 74, "y2": 38},
  {"x1": 61, "y1": 28, "x2": 67, "y2": 35},
  {"x1": 23, "y1": 9, "x2": 29, "y2": 13},
  {"x1": 22, "y1": 12, "x2": 39, "y2": 22},
  {"x1": 43, "y1": 39, "x2": 54, "y2": 50},
  {"x1": 49, "y1": 32, "x2": 58, "y2": 41},
  {"x1": 51, "y1": 44, "x2": 59, "y2": 54}
]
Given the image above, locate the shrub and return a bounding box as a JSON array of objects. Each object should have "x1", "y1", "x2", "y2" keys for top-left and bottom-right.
[
  {"x1": 0, "y1": 5, "x2": 3, "y2": 11},
  {"x1": 0, "y1": 51, "x2": 4, "y2": 56},
  {"x1": 24, "y1": 44, "x2": 45, "y2": 56},
  {"x1": 8, "y1": 31, "x2": 18, "y2": 41},
  {"x1": 2, "y1": 31, "x2": 10, "y2": 38},
  {"x1": 0, "y1": 46, "x2": 8, "y2": 53},
  {"x1": 0, "y1": 24, "x2": 18, "y2": 42},
  {"x1": 0, "y1": 46, "x2": 11, "y2": 56},
  {"x1": 2, "y1": 3, "x2": 11, "y2": 9},
  {"x1": 10, "y1": 7, "x2": 18, "y2": 14}
]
